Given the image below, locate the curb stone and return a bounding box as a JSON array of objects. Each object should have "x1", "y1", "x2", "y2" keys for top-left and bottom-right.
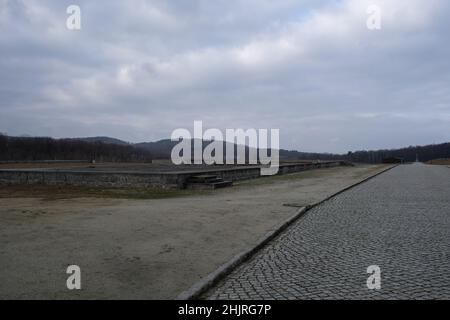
[
  {"x1": 176, "y1": 206, "x2": 307, "y2": 300},
  {"x1": 176, "y1": 164, "x2": 398, "y2": 300}
]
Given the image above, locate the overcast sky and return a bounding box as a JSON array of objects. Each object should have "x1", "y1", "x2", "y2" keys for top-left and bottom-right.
[{"x1": 1, "y1": 0, "x2": 449, "y2": 153}]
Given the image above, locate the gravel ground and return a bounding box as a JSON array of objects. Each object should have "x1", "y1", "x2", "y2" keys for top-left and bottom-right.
[
  {"x1": 0, "y1": 164, "x2": 386, "y2": 299},
  {"x1": 206, "y1": 164, "x2": 450, "y2": 300}
]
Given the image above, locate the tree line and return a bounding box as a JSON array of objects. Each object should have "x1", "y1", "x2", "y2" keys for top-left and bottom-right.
[
  {"x1": 0, "y1": 135, "x2": 152, "y2": 162},
  {"x1": 345, "y1": 143, "x2": 450, "y2": 163},
  {"x1": 1, "y1": 133, "x2": 449, "y2": 164}
]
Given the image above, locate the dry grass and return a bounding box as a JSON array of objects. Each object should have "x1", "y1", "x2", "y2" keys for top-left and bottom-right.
[
  {"x1": 426, "y1": 159, "x2": 450, "y2": 165},
  {"x1": 0, "y1": 163, "x2": 94, "y2": 169},
  {"x1": 234, "y1": 164, "x2": 387, "y2": 188},
  {"x1": 0, "y1": 184, "x2": 206, "y2": 200}
]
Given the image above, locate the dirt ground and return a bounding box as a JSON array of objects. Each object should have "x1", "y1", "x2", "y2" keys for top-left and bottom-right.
[{"x1": 0, "y1": 164, "x2": 388, "y2": 299}]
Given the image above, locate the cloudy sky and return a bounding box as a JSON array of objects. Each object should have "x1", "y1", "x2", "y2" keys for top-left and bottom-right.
[{"x1": 1, "y1": 0, "x2": 449, "y2": 153}]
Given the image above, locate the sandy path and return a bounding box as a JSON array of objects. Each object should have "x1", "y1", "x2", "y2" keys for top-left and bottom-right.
[{"x1": 0, "y1": 164, "x2": 387, "y2": 299}]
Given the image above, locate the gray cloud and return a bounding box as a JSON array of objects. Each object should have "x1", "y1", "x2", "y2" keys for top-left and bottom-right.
[{"x1": 0, "y1": 0, "x2": 449, "y2": 152}]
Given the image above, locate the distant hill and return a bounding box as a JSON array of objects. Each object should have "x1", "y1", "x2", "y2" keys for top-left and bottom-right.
[
  {"x1": 78, "y1": 137, "x2": 450, "y2": 164},
  {"x1": 135, "y1": 139, "x2": 177, "y2": 158},
  {"x1": 135, "y1": 139, "x2": 343, "y2": 161},
  {"x1": 72, "y1": 136, "x2": 130, "y2": 145}
]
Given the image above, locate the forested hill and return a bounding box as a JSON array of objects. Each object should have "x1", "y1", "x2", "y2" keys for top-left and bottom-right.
[
  {"x1": 135, "y1": 139, "x2": 450, "y2": 163},
  {"x1": 0, "y1": 135, "x2": 152, "y2": 162},
  {"x1": 345, "y1": 142, "x2": 450, "y2": 163},
  {"x1": 0, "y1": 134, "x2": 449, "y2": 163}
]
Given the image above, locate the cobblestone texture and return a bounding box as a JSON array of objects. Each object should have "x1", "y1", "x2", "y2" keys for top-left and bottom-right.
[{"x1": 206, "y1": 164, "x2": 450, "y2": 299}]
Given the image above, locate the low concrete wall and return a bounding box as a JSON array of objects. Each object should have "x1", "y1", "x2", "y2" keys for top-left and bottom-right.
[
  {"x1": 0, "y1": 161, "x2": 348, "y2": 189},
  {"x1": 0, "y1": 160, "x2": 91, "y2": 164},
  {"x1": 0, "y1": 170, "x2": 185, "y2": 189}
]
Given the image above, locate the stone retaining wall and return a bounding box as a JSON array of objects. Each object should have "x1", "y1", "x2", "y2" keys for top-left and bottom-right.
[{"x1": 0, "y1": 161, "x2": 348, "y2": 189}]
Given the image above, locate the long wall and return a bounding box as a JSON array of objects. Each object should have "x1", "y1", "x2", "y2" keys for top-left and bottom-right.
[{"x1": 0, "y1": 161, "x2": 348, "y2": 189}]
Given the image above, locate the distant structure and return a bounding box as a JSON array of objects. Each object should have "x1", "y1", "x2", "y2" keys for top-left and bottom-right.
[
  {"x1": 382, "y1": 157, "x2": 403, "y2": 164},
  {"x1": 416, "y1": 153, "x2": 419, "y2": 162}
]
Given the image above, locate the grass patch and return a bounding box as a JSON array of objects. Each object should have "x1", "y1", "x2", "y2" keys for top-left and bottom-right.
[
  {"x1": 232, "y1": 164, "x2": 387, "y2": 189},
  {"x1": 233, "y1": 166, "x2": 347, "y2": 188},
  {"x1": 0, "y1": 184, "x2": 209, "y2": 200}
]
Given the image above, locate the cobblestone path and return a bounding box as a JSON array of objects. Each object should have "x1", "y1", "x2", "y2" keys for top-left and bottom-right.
[{"x1": 206, "y1": 164, "x2": 450, "y2": 299}]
